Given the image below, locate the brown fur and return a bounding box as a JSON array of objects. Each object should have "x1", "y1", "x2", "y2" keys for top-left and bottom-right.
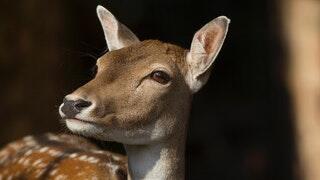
[{"x1": 71, "y1": 40, "x2": 191, "y2": 131}]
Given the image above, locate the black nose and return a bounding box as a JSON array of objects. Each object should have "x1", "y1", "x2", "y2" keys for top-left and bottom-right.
[{"x1": 61, "y1": 98, "x2": 92, "y2": 118}]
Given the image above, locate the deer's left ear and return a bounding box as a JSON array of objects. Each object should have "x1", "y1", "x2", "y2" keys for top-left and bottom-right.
[
  {"x1": 97, "y1": 5, "x2": 140, "y2": 51},
  {"x1": 186, "y1": 16, "x2": 230, "y2": 93}
]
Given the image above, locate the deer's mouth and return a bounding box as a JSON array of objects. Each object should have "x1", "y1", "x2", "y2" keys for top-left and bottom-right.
[
  {"x1": 64, "y1": 117, "x2": 107, "y2": 134},
  {"x1": 65, "y1": 118, "x2": 98, "y2": 125},
  {"x1": 62, "y1": 113, "x2": 117, "y2": 135}
]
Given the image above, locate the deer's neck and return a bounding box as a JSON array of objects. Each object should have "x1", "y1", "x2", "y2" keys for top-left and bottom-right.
[{"x1": 125, "y1": 130, "x2": 186, "y2": 180}]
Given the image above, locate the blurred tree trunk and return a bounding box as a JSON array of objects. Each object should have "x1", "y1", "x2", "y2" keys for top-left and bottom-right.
[
  {"x1": 281, "y1": 0, "x2": 320, "y2": 179},
  {"x1": 0, "y1": 1, "x2": 64, "y2": 145}
]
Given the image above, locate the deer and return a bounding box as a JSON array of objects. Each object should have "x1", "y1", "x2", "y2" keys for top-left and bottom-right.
[{"x1": 0, "y1": 5, "x2": 229, "y2": 180}]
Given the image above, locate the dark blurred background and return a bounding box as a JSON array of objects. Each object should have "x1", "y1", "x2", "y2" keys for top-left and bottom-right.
[{"x1": 0, "y1": 0, "x2": 297, "y2": 179}]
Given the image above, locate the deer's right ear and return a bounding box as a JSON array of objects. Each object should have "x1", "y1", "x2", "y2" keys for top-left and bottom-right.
[
  {"x1": 97, "y1": 5, "x2": 140, "y2": 51},
  {"x1": 186, "y1": 16, "x2": 230, "y2": 93}
]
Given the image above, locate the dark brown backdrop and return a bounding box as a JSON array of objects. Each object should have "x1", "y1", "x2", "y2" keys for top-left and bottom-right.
[{"x1": 0, "y1": 0, "x2": 294, "y2": 179}]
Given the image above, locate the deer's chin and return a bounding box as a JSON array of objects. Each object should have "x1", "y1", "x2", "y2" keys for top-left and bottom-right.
[
  {"x1": 65, "y1": 117, "x2": 163, "y2": 145},
  {"x1": 65, "y1": 118, "x2": 106, "y2": 137}
]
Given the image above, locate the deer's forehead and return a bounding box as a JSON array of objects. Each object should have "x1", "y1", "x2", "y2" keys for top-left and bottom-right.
[{"x1": 97, "y1": 40, "x2": 188, "y2": 74}]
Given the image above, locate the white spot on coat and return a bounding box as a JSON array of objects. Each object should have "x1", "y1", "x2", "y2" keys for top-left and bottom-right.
[
  {"x1": 25, "y1": 149, "x2": 33, "y2": 156},
  {"x1": 55, "y1": 174, "x2": 67, "y2": 180},
  {"x1": 48, "y1": 149, "x2": 62, "y2": 157},
  {"x1": 23, "y1": 158, "x2": 31, "y2": 166},
  {"x1": 69, "y1": 153, "x2": 78, "y2": 158},
  {"x1": 18, "y1": 157, "x2": 25, "y2": 164},
  {"x1": 39, "y1": 147, "x2": 49, "y2": 153},
  {"x1": 87, "y1": 157, "x2": 99, "y2": 164},
  {"x1": 33, "y1": 159, "x2": 43, "y2": 166},
  {"x1": 79, "y1": 155, "x2": 88, "y2": 161},
  {"x1": 107, "y1": 163, "x2": 119, "y2": 173},
  {"x1": 50, "y1": 169, "x2": 58, "y2": 176},
  {"x1": 47, "y1": 134, "x2": 61, "y2": 141}
]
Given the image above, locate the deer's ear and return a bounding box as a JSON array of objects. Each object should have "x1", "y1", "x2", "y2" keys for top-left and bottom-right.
[
  {"x1": 186, "y1": 16, "x2": 230, "y2": 93},
  {"x1": 97, "y1": 5, "x2": 140, "y2": 51}
]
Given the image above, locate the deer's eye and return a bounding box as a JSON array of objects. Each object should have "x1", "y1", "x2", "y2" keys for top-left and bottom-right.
[{"x1": 150, "y1": 70, "x2": 171, "y2": 84}]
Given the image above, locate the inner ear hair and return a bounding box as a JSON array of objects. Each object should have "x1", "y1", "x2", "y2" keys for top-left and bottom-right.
[
  {"x1": 96, "y1": 5, "x2": 140, "y2": 51},
  {"x1": 187, "y1": 16, "x2": 230, "y2": 92}
]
